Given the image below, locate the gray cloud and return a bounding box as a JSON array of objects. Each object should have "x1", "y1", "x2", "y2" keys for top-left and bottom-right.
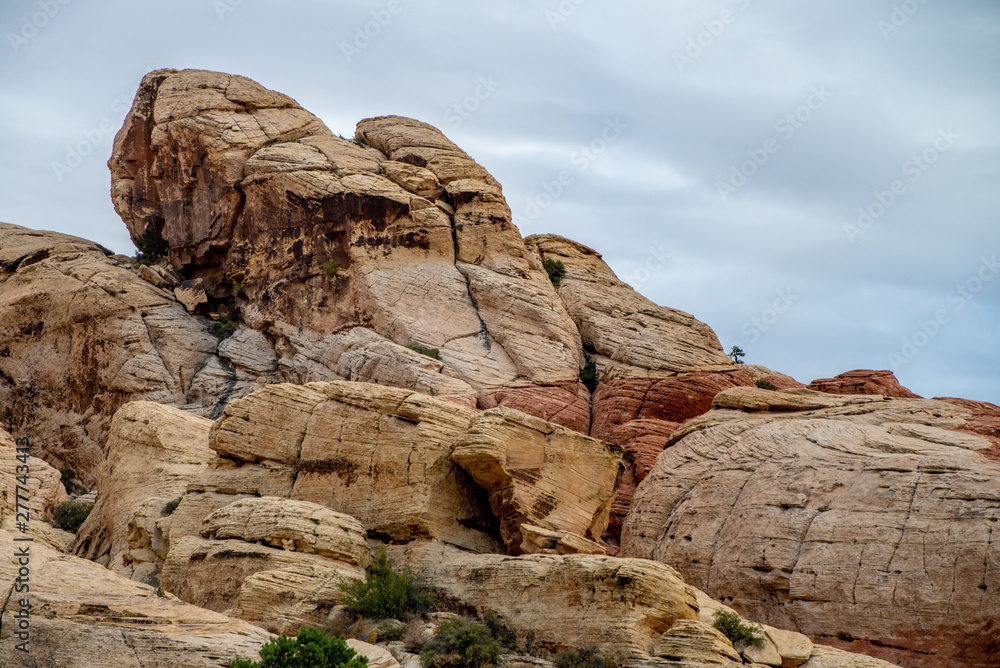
[{"x1": 1, "y1": 0, "x2": 997, "y2": 402}]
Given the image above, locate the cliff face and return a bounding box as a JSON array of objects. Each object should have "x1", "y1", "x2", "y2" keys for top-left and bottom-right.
[{"x1": 0, "y1": 68, "x2": 996, "y2": 668}]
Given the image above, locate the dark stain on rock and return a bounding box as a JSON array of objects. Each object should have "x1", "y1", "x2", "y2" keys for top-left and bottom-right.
[
  {"x1": 510, "y1": 468, "x2": 542, "y2": 484},
  {"x1": 213, "y1": 550, "x2": 267, "y2": 559},
  {"x1": 531, "y1": 494, "x2": 557, "y2": 518}
]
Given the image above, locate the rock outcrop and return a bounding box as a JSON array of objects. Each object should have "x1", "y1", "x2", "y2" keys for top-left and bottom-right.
[
  {"x1": 807, "y1": 369, "x2": 920, "y2": 398},
  {"x1": 73, "y1": 401, "x2": 213, "y2": 581},
  {"x1": 110, "y1": 69, "x2": 584, "y2": 393},
  {"x1": 386, "y1": 541, "x2": 699, "y2": 662},
  {"x1": 452, "y1": 407, "x2": 622, "y2": 553},
  {"x1": 0, "y1": 223, "x2": 224, "y2": 483},
  {"x1": 621, "y1": 387, "x2": 1000, "y2": 668},
  {"x1": 0, "y1": 528, "x2": 271, "y2": 666},
  {"x1": 180, "y1": 381, "x2": 501, "y2": 553}
]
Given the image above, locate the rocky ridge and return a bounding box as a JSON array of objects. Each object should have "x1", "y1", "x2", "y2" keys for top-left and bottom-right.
[{"x1": 0, "y1": 68, "x2": 994, "y2": 668}]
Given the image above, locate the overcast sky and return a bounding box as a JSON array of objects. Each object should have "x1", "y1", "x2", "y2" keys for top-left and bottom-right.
[{"x1": 2, "y1": 0, "x2": 998, "y2": 403}]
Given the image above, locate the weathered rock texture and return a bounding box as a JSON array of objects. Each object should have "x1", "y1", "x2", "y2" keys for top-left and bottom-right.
[
  {"x1": 0, "y1": 223, "x2": 225, "y2": 483},
  {"x1": 110, "y1": 69, "x2": 584, "y2": 392},
  {"x1": 0, "y1": 426, "x2": 74, "y2": 551},
  {"x1": 807, "y1": 370, "x2": 920, "y2": 399},
  {"x1": 200, "y1": 496, "x2": 371, "y2": 566},
  {"x1": 525, "y1": 234, "x2": 733, "y2": 377},
  {"x1": 0, "y1": 528, "x2": 271, "y2": 666},
  {"x1": 74, "y1": 401, "x2": 213, "y2": 582},
  {"x1": 182, "y1": 381, "x2": 502, "y2": 553},
  {"x1": 452, "y1": 407, "x2": 622, "y2": 553},
  {"x1": 621, "y1": 387, "x2": 1000, "y2": 668},
  {"x1": 478, "y1": 382, "x2": 592, "y2": 434},
  {"x1": 387, "y1": 541, "x2": 699, "y2": 663}
]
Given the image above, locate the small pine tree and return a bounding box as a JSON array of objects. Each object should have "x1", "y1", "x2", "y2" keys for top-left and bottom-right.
[{"x1": 728, "y1": 346, "x2": 745, "y2": 364}]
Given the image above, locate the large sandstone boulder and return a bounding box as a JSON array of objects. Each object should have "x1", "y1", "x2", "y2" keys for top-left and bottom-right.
[
  {"x1": 621, "y1": 387, "x2": 1000, "y2": 668},
  {"x1": 452, "y1": 407, "x2": 622, "y2": 553},
  {"x1": 184, "y1": 381, "x2": 502, "y2": 553},
  {"x1": 73, "y1": 401, "x2": 213, "y2": 582},
  {"x1": 110, "y1": 69, "x2": 584, "y2": 392},
  {"x1": 0, "y1": 528, "x2": 271, "y2": 666},
  {"x1": 808, "y1": 370, "x2": 920, "y2": 398},
  {"x1": 386, "y1": 541, "x2": 699, "y2": 663}
]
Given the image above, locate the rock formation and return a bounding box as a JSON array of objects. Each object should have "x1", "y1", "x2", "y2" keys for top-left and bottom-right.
[
  {"x1": 451, "y1": 407, "x2": 622, "y2": 553},
  {"x1": 73, "y1": 401, "x2": 213, "y2": 581},
  {"x1": 10, "y1": 67, "x2": 993, "y2": 667},
  {"x1": 0, "y1": 528, "x2": 272, "y2": 666},
  {"x1": 807, "y1": 369, "x2": 920, "y2": 398},
  {"x1": 621, "y1": 387, "x2": 1000, "y2": 668}
]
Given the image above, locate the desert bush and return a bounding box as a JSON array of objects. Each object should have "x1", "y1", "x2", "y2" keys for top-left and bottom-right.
[
  {"x1": 481, "y1": 612, "x2": 516, "y2": 651},
  {"x1": 420, "y1": 618, "x2": 502, "y2": 668},
  {"x1": 133, "y1": 228, "x2": 166, "y2": 265},
  {"x1": 406, "y1": 344, "x2": 441, "y2": 360},
  {"x1": 579, "y1": 361, "x2": 598, "y2": 392},
  {"x1": 51, "y1": 500, "x2": 93, "y2": 532},
  {"x1": 163, "y1": 498, "x2": 181, "y2": 515},
  {"x1": 339, "y1": 548, "x2": 432, "y2": 620},
  {"x1": 711, "y1": 610, "x2": 764, "y2": 648},
  {"x1": 553, "y1": 646, "x2": 617, "y2": 668},
  {"x1": 229, "y1": 626, "x2": 368, "y2": 668},
  {"x1": 542, "y1": 259, "x2": 566, "y2": 288},
  {"x1": 210, "y1": 315, "x2": 238, "y2": 339},
  {"x1": 60, "y1": 467, "x2": 81, "y2": 496},
  {"x1": 755, "y1": 379, "x2": 778, "y2": 391},
  {"x1": 377, "y1": 618, "x2": 407, "y2": 642},
  {"x1": 322, "y1": 260, "x2": 340, "y2": 276},
  {"x1": 328, "y1": 617, "x2": 378, "y2": 644}
]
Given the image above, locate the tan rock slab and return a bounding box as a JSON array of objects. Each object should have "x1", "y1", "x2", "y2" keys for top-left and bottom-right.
[
  {"x1": 452, "y1": 406, "x2": 623, "y2": 553},
  {"x1": 387, "y1": 541, "x2": 699, "y2": 663},
  {"x1": 622, "y1": 395, "x2": 999, "y2": 668},
  {"x1": 201, "y1": 496, "x2": 371, "y2": 566},
  {"x1": 652, "y1": 619, "x2": 742, "y2": 664},
  {"x1": 161, "y1": 535, "x2": 362, "y2": 613},
  {"x1": 73, "y1": 401, "x2": 213, "y2": 581},
  {"x1": 0, "y1": 528, "x2": 271, "y2": 667}
]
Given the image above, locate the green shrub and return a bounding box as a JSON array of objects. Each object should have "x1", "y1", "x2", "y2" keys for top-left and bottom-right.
[
  {"x1": 322, "y1": 260, "x2": 340, "y2": 276},
  {"x1": 339, "y1": 548, "x2": 432, "y2": 620},
  {"x1": 755, "y1": 379, "x2": 778, "y2": 391},
  {"x1": 163, "y1": 498, "x2": 181, "y2": 515},
  {"x1": 420, "y1": 618, "x2": 502, "y2": 668},
  {"x1": 133, "y1": 229, "x2": 166, "y2": 265},
  {"x1": 232, "y1": 280, "x2": 244, "y2": 296},
  {"x1": 406, "y1": 344, "x2": 441, "y2": 360},
  {"x1": 51, "y1": 500, "x2": 93, "y2": 532},
  {"x1": 482, "y1": 612, "x2": 516, "y2": 651},
  {"x1": 352, "y1": 136, "x2": 366, "y2": 147},
  {"x1": 727, "y1": 346, "x2": 745, "y2": 364},
  {"x1": 579, "y1": 361, "x2": 598, "y2": 393},
  {"x1": 230, "y1": 627, "x2": 368, "y2": 668},
  {"x1": 711, "y1": 610, "x2": 764, "y2": 648},
  {"x1": 210, "y1": 315, "x2": 238, "y2": 339},
  {"x1": 377, "y1": 619, "x2": 407, "y2": 642},
  {"x1": 554, "y1": 646, "x2": 617, "y2": 668},
  {"x1": 542, "y1": 258, "x2": 566, "y2": 288}
]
